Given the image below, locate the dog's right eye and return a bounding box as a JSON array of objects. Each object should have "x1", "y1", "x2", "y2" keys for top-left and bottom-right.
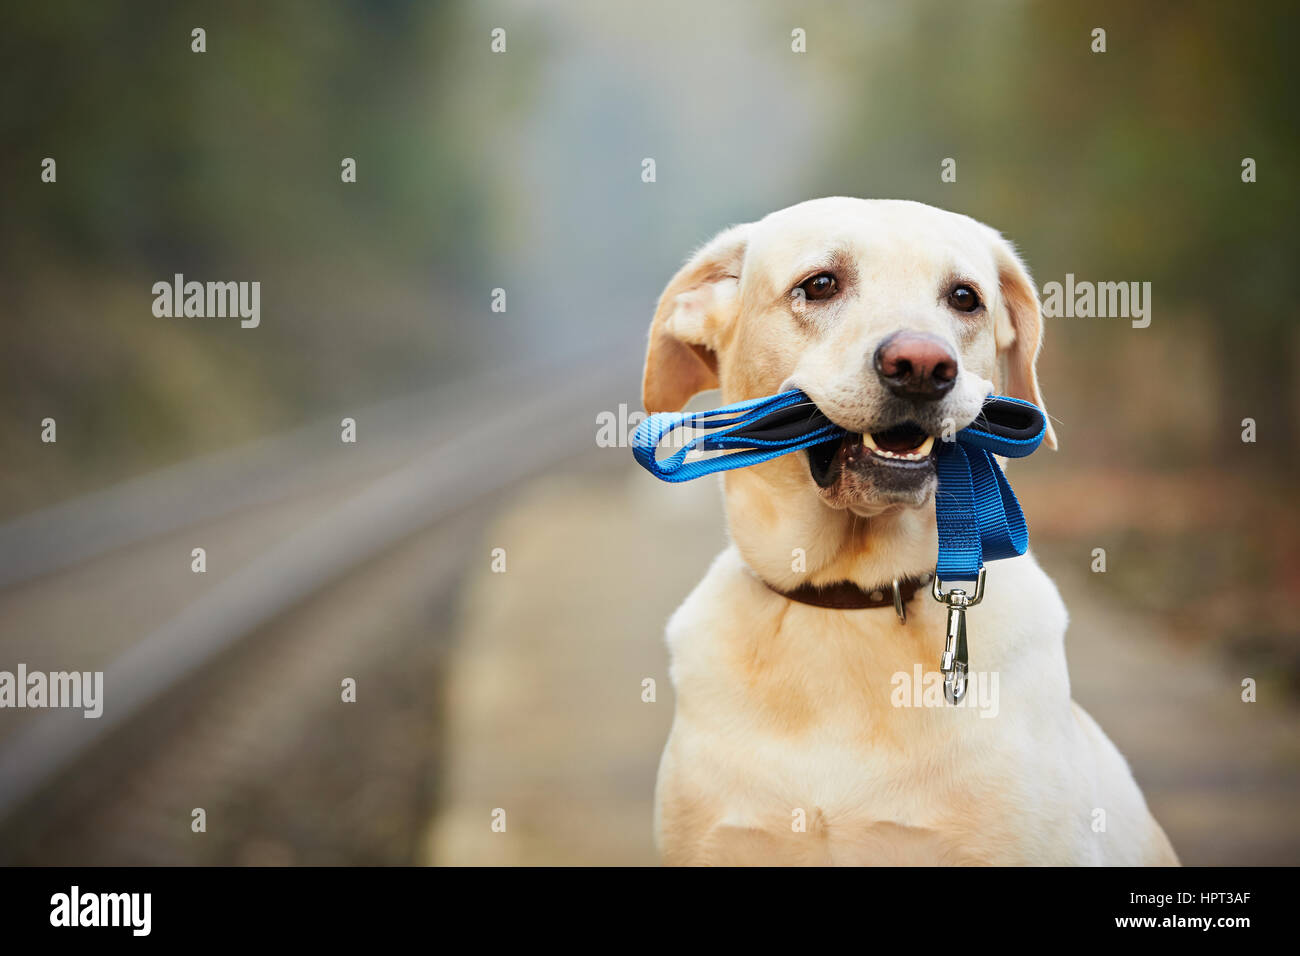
[{"x1": 798, "y1": 272, "x2": 838, "y2": 301}]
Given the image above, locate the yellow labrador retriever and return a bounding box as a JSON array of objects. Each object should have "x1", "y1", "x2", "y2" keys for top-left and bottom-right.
[{"x1": 643, "y1": 197, "x2": 1178, "y2": 866}]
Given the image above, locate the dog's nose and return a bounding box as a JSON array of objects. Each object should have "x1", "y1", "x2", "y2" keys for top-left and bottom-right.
[{"x1": 873, "y1": 331, "x2": 958, "y2": 401}]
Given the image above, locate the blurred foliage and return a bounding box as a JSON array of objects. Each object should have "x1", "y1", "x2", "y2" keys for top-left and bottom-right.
[
  {"x1": 816, "y1": 0, "x2": 1299, "y2": 467},
  {"x1": 0, "y1": 1, "x2": 486, "y2": 272},
  {"x1": 0, "y1": 0, "x2": 533, "y2": 510},
  {"x1": 0, "y1": 0, "x2": 1295, "y2": 511}
]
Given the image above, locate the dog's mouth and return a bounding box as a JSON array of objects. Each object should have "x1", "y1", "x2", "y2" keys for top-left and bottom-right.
[{"x1": 808, "y1": 421, "x2": 939, "y2": 490}]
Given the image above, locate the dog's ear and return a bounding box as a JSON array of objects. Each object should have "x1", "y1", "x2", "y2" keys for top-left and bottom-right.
[
  {"x1": 988, "y1": 232, "x2": 1058, "y2": 449},
  {"x1": 642, "y1": 223, "x2": 751, "y2": 413}
]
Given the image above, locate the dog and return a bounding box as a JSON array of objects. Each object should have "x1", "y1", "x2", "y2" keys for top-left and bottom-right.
[{"x1": 642, "y1": 197, "x2": 1178, "y2": 865}]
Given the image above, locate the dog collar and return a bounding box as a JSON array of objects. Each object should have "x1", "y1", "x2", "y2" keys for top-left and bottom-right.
[
  {"x1": 633, "y1": 389, "x2": 1048, "y2": 704},
  {"x1": 763, "y1": 572, "x2": 933, "y2": 621}
]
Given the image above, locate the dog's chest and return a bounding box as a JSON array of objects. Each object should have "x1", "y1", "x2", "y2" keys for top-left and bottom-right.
[
  {"x1": 675, "y1": 712, "x2": 1075, "y2": 865},
  {"x1": 669, "y1": 626, "x2": 1075, "y2": 856},
  {"x1": 659, "y1": 551, "x2": 1077, "y2": 863}
]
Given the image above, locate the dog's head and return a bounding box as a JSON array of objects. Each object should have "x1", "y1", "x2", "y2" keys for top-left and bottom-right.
[{"x1": 642, "y1": 197, "x2": 1055, "y2": 585}]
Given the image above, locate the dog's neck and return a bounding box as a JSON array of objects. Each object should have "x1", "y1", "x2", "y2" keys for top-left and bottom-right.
[{"x1": 722, "y1": 469, "x2": 939, "y2": 595}]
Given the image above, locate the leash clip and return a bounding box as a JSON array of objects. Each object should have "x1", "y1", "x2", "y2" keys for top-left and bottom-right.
[{"x1": 932, "y1": 567, "x2": 985, "y2": 704}]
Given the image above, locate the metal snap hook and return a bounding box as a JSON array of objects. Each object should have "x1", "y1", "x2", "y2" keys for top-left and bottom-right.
[{"x1": 932, "y1": 567, "x2": 985, "y2": 704}]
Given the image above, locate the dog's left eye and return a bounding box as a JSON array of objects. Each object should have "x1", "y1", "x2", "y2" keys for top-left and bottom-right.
[
  {"x1": 798, "y1": 272, "x2": 838, "y2": 301},
  {"x1": 948, "y1": 284, "x2": 982, "y2": 313}
]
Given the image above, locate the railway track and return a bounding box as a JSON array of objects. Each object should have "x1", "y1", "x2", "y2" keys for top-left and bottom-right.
[{"x1": 0, "y1": 342, "x2": 641, "y2": 863}]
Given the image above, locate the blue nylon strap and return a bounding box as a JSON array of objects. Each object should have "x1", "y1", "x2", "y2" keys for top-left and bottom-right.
[
  {"x1": 633, "y1": 390, "x2": 1047, "y2": 580},
  {"x1": 631, "y1": 390, "x2": 841, "y2": 483},
  {"x1": 933, "y1": 443, "x2": 982, "y2": 580},
  {"x1": 935, "y1": 395, "x2": 1045, "y2": 579}
]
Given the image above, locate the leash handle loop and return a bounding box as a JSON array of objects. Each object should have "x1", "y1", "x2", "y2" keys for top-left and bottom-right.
[{"x1": 632, "y1": 390, "x2": 840, "y2": 483}]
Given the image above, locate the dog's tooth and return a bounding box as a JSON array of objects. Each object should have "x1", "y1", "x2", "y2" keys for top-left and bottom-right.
[
  {"x1": 861, "y1": 432, "x2": 878, "y2": 450},
  {"x1": 916, "y1": 436, "x2": 935, "y2": 456}
]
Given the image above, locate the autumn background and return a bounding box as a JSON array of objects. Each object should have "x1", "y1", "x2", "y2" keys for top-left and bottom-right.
[{"x1": 0, "y1": 0, "x2": 1295, "y2": 865}]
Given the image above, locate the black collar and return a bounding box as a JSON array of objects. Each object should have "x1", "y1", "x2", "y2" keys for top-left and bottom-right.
[{"x1": 764, "y1": 572, "x2": 933, "y2": 619}]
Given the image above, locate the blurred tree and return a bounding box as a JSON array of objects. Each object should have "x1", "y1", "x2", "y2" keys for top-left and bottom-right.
[
  {"x1": 819, "y1": 0, "x2": 1298, "y2": 467},
  {"x1": 0, "y1": 0, "x2": 530, "y2": 512}
]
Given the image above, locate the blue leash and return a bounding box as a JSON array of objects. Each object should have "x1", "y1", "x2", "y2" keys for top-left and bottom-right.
[
  {"x1": 630, "y1": 390, "x2": 842, "y2": 483},
  {"x1": 633, "y1": 389, "x2": 1045, "y2": 581},
  {"x1": 632, "y1": 389, "x2": 1047, "y2": 704},
  {"x1": 930, "y1": 397, "x2": 1045, "y2": 581}
]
